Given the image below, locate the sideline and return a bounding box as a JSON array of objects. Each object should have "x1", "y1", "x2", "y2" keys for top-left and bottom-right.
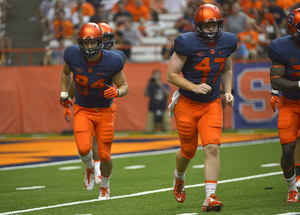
[{"x1": 0, "y1": 138, "x2": 279, "y2": 171}]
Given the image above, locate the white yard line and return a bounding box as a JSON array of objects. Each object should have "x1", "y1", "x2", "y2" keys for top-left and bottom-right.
[
  {"x1": 192, "y1": 164, "x2": 204, "y2": 169},
  {"x1": 277, "y1": 213, "x2": 300, "y2": 215},
  {"x1": 0, "y1": 171, "x2": 283, "y2": 215},
  {"x1": 176, "y1": 213, "x2": 199, "y2": 215},
  {"x1": 124, "y1": 165, "x2": 145, "y2": 169},
  {"x1": 59, "y1": 166, "x2": 82, "y2": 170},
  {"x1": 15, "y1": 186, "x2": 45, "y2": 190},
  {"x1": 261, "y1": 163, "x2": 280, "y2": 167}
]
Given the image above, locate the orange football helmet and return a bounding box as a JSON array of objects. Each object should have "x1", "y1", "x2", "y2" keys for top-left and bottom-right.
[
  {"x1": 193, "y1": 4, "x2": 223, "y2": 42},
  {"x1": 287, "y1": 8, "x2": 300, "y2": 38},
  {"x1": 78, "y1": 22, "x2": 103, "y2": 58},
  {"x1": 98, "y1": 23, "x2": 115, "y2": 50}
]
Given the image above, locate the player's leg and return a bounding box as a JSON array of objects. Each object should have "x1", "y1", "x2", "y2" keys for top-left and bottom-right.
[
  {"x1": 278, "y1": 96, "x2": 299, "y2": 202},
  {"x1": 73, "y1": 106, "x2": 95, "y2": 191},
  {"x1": 295, "y1": 132, "x2": 300, "y2": 188},
  {"x1": 92, "y1": 135, "x2": 101, "y2": 184},
  {"x1": 198, "y1": 98, "x2": 223, "y2": 212},
  {"x1": 173, "y1": 96, "x2": 199, "y2": 203},
  {"x1": 94, "y1": 107, "x2": 114, "y2": 200},
  {"x1": 281, "y1": 141, "x2": 298, "y2": 202}
]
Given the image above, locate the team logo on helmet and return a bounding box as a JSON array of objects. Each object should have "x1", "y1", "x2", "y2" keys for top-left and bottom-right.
[
  {"x1": 287, "y1": 9, "x2": 300, "y2": 38},
  {"x1": 287, "y1": 12, "x2": 295, "y2": 26}
]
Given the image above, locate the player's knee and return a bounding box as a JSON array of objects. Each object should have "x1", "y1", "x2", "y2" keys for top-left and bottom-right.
[
  {"x1": 99, "y1": 151, "x2": 111, "y2": 162},
  {"x1": 280, "y1": 133, "x2": 296, "y2": 145},
  {"x1": 78, "y1": 144, "x2": 91, "y2": 156},
  {"x1": 281, "y1": 161, "x2": 294, "y2": 172},
  {"x1": 204, "y1": 144, "x2": 219, "y2": 156},
  {"x1": 181, "y1": 145, "x2": 196, "y2": 159},
  {"x1": 282, "y1": 145, "x2": 295, "y2": 161},
  {"x1": 207, "y1": 132, "x2": 221, "y2": 145}
]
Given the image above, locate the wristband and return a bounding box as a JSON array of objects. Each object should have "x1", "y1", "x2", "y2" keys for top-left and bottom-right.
[
  {"x1": 271, "y1": 89, "x2": 278, "y2": 94},
  {"x1": 117, "y1": 89, "x2": 120, "y2": 97},
  {"x1": 60, "y1": 92, "x2": 68, "y2": 99}
]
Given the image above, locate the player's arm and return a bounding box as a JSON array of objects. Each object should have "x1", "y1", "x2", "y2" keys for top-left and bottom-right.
[
  {"x1": 61, "y1": 62, "x2": 72, "y2": 95},
  {"x1": 270, "y1": 62, "x2": 299, "y2": 92},
  {"x1": 60, "y1": 62, "x2": 73, "y2": 121},
  {"x1": 60, "y1": 62, "x2": 73, "y2": 107},
  {"x1": 111, "y1": 71, "x2": 129, "y2": 97},
  {"x1": 68, "y1": 80, "x2": 76, "y2": 100},
  {"x1": 221, "y1": 56, "x2": 234, "y2": 107},
  {"x1": 166, "y1": 52, "x2": 212, "y2": 94}
]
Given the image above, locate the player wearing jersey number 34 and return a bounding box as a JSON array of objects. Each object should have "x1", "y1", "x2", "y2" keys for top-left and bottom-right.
[
  {"x1": 60, "y1": 22, "x2": 128, "y2": 200},
  {"x1": 166, "y1": 4, "x2": 236, "y2": 212},
  {"x1": 268, "y1": 8, "x2": 300, "y2": 203}
]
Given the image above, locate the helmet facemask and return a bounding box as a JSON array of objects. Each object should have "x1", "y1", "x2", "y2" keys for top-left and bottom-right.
[
  {"x1": 194, "y1": 19, "x2": 223, "y2": 42},
  {"x1": 78, "y1": 37, "x2": 103, "y2": 58}
]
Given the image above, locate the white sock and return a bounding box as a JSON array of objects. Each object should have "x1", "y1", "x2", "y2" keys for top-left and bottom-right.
[
  {"x1": 100, "y1": 174, "x2": 111, "y2": 188},
  {"x1": 285, "y1": 174, "x2": 297, "y2": 192},
  {"x1": 94, "y1": 160, "x2": 101, "y2": 175},
  {"x1": 205, "y1": 181, "x2": 217, "y2": 198},
  {"x1": 78, "y1": 150, "x2": 94, "y2": 170},
  {"x1": 175, "y1": 168, "x2": 185, "y2": 181}
]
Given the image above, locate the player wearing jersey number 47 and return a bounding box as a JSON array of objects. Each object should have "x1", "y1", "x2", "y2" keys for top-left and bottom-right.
[
  {"x1": 60, "y1": 22, "x2": 128, "y2": 199},
  {"x1": 166, "y1": 4, "x2": 236, "y2": 212},
  {"x1": 268, "y1": 8, "x2": 300, "y2": 203}
]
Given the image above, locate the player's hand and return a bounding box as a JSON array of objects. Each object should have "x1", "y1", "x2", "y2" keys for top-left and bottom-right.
[
  {"x1": 225, "y1": 93, "x2": 234, "y2": 107},
  {"x1": 193, "y1": 83, "x2": 212, "y2": 94},
  {"x1": 270, "y1": 91, "x2": 279, "y2": 112},
  {"x1": 63, "y1": 108, "x2": 72, "y2": 122},
  {"x1": 104, "y1": 85, "x2": 119, "y2": 98},
  {"x1": 60, "y1": 97, "x2": 73, "y2": 108}
]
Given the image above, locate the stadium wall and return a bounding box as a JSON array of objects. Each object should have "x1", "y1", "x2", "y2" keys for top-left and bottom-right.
[{"x1": 0, "y1": 61, "x2": 276, "y2": 134}]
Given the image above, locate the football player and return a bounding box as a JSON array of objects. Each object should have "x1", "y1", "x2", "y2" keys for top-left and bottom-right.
[
  {"x1": 166, "y1": 4, "x2": 235, "y2": 212},
  {"x1": 63, "y1": 23, "x2": 126, "y2": 186},
  {"x1": 268, "y1": 8, "x2": 300, "y2": 202},
  {"x1": 270, "y1": 90, "x2": 300, "y2": 189},
  {"x1": 60, "y1": 22, "x2": 129, "y2": 200}
]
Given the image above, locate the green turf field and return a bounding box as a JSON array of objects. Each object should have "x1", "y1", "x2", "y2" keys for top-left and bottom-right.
[{"x1": 0, "y1": 139, "x2": 299, "y2": 215}]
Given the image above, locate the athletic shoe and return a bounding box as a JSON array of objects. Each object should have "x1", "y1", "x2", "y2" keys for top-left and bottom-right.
[
  {"x1": 94, "y1": 172, "x2": 102, "y2": 184},
  {"x1": 202, "y1": 194, "x2": 223, "y2": 212},
  {"x1": 173, "y1": 173, "x2": 186, "y2": 203},
  {"x1": 296, "y1": 176, "x2": 300, "y2": 188},
  {"x1": 98, "y1": 187, "x2": 110, "y2": 200},
  {"x1": 286, "y1": 190, "x2": 299, "y2": 203},
  {"x1": 84, "y1": 167, "x2": 95, "y2": 191}
]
